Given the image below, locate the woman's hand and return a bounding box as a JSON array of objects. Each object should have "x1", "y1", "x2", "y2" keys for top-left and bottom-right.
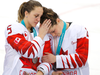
[
  {"x1": 52, "y1": 71, "x2": 63, "y2": 75},
  {"x1": 42, "y1": 52, "x2": 56, "y2": 63},
  {"x1": 23, "y1": 71, "x2": 29, "y2": 75},
  {"x1": 36, "y1": 70, "x2": 44, "y2": 75},
  {"x1": 38, "y1": 19, "x2": 51, "y2": 39}
]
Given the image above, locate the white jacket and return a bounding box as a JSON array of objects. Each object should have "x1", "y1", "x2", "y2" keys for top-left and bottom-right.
[{"x1": 49, "y1": 22, "x2": 89, "y2": 75}]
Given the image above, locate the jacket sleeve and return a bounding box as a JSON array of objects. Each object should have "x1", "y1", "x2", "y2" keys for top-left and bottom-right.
[
  {"x1": 56, "y1": 27, "x2": 89, "y2": 69},
  {"x1": 5, "y1": 24, "x2": 44, "y2": 58},
  {"x1": 7, "y1": 33, "x2": 43, "y2": 58},
  {"x1": 37, "y1": 40, "x2": 53, "y2": 75}
]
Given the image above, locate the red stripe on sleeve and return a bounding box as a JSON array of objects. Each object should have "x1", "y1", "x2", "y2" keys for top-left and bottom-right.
[
  {"x1": 66, "y1": 57, "x2": 71, "y2": 69},
  {"x1": 33, "y1": 40, "x2": 40, "y2": 48},
  {"x1": 70, "y1": 54, "x2": 77, "y2": 68},
  {"x1": 21, "y1": 42, "x2": 32, "y2": 54},
  {"x1": 61, "y1": 56, "x2": 65, "y2": 68},
  {"x1": 31, "y1": 43, "x2": 38, "y2": 53},
  {"x1": 75, "y1": 54, "x2": 83, "y2": 67},
  {"x1": 43, "y1": 64, "x2": 49, "y2": 72},
  {"x1": 27, "y1": 46, "x2": 35, "y2": 57},
  {"x1": 49, "y1": 63, "x2": 52, "y2": 70},
  {"x1": 79, "y1": 54, "x2": 87, "y2": 65}
]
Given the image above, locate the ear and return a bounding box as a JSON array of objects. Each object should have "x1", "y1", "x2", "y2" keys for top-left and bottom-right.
[
  {"x1": 56, "y1": 18, "x2": 60, "y2": 23},
  {"x1": 25, "y1": 11, "x2": 29, "y2": 17}
]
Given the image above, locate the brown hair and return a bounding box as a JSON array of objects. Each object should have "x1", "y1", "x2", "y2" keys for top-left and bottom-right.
[
  {"x1": 18, "y1": 0, "x2": 42, "y2": 22},
  {"x1": 40, "y1": 7, "x2": 59, "y2": 26}
]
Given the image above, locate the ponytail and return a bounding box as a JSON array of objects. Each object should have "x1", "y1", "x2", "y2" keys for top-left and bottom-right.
[
  {"x1": 18, "y1": 2, "x2": 26, "y2": 22},
  {"x1": 17, "y1": 0, "x2": 42, "y2": 23}
]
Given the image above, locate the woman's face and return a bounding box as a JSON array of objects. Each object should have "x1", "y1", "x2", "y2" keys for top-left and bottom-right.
[
  {"x1": 26, "y1": 7, "x2": 43, "y2": 27},
  {"x1": 48, "y1": 23, "x2": 62, "y2": 37}
]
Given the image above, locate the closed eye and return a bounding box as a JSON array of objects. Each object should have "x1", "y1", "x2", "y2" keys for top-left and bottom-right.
[
  {"x1": 35, "y1": 14, "x2": 39, "y2": 18},
  {"x1": 51, "y1": 30, "x2": 55, "y2": 33}
]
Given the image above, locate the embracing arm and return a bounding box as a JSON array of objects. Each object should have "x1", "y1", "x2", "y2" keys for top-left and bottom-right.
[
  {"x1": 5, "y1": 23, "x2": 43, "y2": 58},
  {"x1": 7, "y1": 33, "x2": 43, "y2": 58},
  {"x1": 37, "y1": 40, "x2": 53, "y2": 75},
  {"x1": 6, "y1": 19, "x2": 51, "y2": 58}
]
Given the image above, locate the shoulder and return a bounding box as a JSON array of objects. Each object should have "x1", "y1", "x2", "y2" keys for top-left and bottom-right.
[
  {"x1": 5, "y1": 22, "x2": 27, "y2": 37},
  {"x1": 70, "y1": 22, "x2": 83, "y2": 29},
  {"x1": 11, "y1": 22, "x2": 25, "y2": 29},
  {"x1": 69, "y1": 22, "x2": 88, "y2": 38},
  {"x1": 6, "y1": 22, "x2": 25, "y2": 30},
  {"x1": 68, "y1": 22, "x2": 86, "y2": 32}
]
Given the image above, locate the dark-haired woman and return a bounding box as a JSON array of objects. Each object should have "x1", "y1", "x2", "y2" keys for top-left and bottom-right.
[{"x1": 41, "y1": 7, "x2": 89, "y2": 75}]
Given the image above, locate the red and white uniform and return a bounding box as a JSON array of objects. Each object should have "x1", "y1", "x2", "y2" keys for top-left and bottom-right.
[
  {"x1": 49, "y1": 22, "x2": 89, "y2": 75},
  {"x1": 3, "y1": 22, "x2": 52, "y2": 75}
]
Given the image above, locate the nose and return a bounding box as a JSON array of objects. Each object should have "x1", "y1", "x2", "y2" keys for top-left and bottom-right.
[
  {"x1": 51, "y1": 33, "x2": 56, "y2": 37},
  {"x1": 37, "y1": 17, "x2": 40, "y2": 21}
]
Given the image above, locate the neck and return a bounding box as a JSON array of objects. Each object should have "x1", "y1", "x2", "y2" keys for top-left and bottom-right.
[
  {"x1": 60, "y1": 20, "x2": 64, "y2": 30},
  {"x1": 66, "y1": 22, "x2": 69, "y2": 30},
  {"x1": 61, "y1": 20, "x2": 69, "y2": 30},
  {"x1": 24, "y1": 19, "x2": 32, "y2": 32}
]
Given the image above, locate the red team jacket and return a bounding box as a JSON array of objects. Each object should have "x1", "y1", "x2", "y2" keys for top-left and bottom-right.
[{"x1": 3, "y1": 22, "x2": 52, "y2": 75}]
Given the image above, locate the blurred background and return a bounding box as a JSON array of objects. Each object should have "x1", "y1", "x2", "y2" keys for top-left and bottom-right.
[{"x1": 0, "y1": 0, "x2": 100, "y2": 75}]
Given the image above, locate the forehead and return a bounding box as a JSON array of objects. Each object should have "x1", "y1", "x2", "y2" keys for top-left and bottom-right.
[
  {"x1": 30, "y1": 7, "x2": 43, "y2": 14},
  {"x1": 49, "y1": 25, "x2": 56, "y2": 32}
]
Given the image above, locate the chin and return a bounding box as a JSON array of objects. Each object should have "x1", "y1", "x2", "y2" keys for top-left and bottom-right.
[
  {"x1": 58, "y1": 35, "x2": 60, "y2": 37},
  {"x1": 58, "y1": 34, "x2": 61, "y2": 37},
  {"x1": 33, "y1": 24, "x2": 37, "y2": 27}
]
